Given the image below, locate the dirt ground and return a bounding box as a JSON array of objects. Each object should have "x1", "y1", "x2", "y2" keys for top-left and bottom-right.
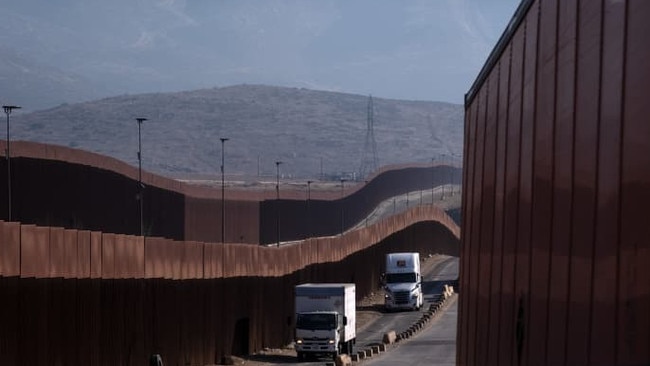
[{"x1": 221, "y1": 254, "x2": 448, "y2": 366}]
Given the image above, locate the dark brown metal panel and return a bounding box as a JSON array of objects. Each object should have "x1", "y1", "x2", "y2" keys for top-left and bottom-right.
[
  {"x1": 566, "y1": 1, "x2": 602, "y2": 364},
  {"x1": 527, "y1": 0, "x2": 557, "y2": 364},
  {"x1": 619, "y1": 0, "x2": 650, "y2": 363},
  {"x1": 182, "y1": 241, "x2": 203, "y2": 279},
  {"x1": 134, "y1": 236, "x2": 145, "y2": 278},
  {"x1": 0, "y1": 221, "x2": 20, "y2": 276},
  {"x1": 546, "y1": 2, "x2": 577, "y2": 364},
  {"x1": 90, "y1": 231, "x2": 102, "y2": 278},
  {"x1": 161, "y1": 240, "x2": 174, "y2": 279},
  {"x1": 113, "y1": 234, "x2": 127, "y2": 279},
  {"x1": 102, "y1": 233, "x2": 115, "y2": 279},
  {"x1": 477, "y1": 66, "x2": 499, "y2": 365},
  {"x1": 145, "y1": 237, "x2": 161, "y2": 278},
  {"x1": 19, "y1": 225, "x2": 50, "y2": 278},
  {"x1": 63, "y1": 229, "x2": 79, "y2": 278},
  {"x1": 459, "y1": 81, "x2": 478, "y2": 366},
  {"x1": 465, "y1": 85, "x2": 488, "y2": 366},
  {"x1": 489, "y1": 43, "x2": 511, "y2": 366},
  {"x1": 50, "y1": 227, "x2": 66, "y2": 278},
  {"x1": 0, "y1": 278, "x2": 19, "y2": 364},
  {"x1": 75, "y1": 279, "x2": 101, "y2": 366},
  {"x1": 119, "y1": 235, "x2": 139, "y2": 278},
  {"x1": 204, "y1": 242, "x2": 223, "y2": 279},
  {"x1": 171, "y1": 239, "x2": 183, "y2": 280},
  {"x1": 162, "y1": 238, "x2": 174, "y2": 279},
  {"x1": 497, "y1": 27, "x2": 525, "y2": 365},
  {"x1": 20, "y1": 279, "x2": 50, "y2": 364},
  {"x1": 590, "y1": 0, "x2": 625, "y2": 364},
  {"x1": 515, "y1": 2, "x2": 539, "y2": 363},
  {"x1": 77, "y1": 230, "x2": 91, "y2": 278}
]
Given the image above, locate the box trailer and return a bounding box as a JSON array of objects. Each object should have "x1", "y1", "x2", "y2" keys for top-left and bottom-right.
[{"x1": 294, "y1": 283, "x2": 356, "y2": 360}]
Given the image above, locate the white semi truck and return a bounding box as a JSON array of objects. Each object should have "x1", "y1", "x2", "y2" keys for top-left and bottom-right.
[
  {"x1": 383, "y1": 252, "x2": 423, "y2": 311},
  {"x1": 294, "y1": 283, "x2": 356, "y2": 360}
]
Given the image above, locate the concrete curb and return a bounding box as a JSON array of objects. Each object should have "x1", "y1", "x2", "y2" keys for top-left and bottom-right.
[{"x1": 350, "y1": 289, "x2": 456, "y2": 363}]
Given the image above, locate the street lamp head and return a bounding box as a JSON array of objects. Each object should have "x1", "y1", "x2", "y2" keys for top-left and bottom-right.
[
  {"x1": 220, "y1": 137, "x2": 229, "y2": 143},
  {"x1": 275, "y1": 161, "x2": 283, "y2": 166},
  {"x1": 3, "y1": 105, "x2": 21, "y2": 114},
  {"x1": 136, "y1": 117, "x2": 147, "y2": 124}
]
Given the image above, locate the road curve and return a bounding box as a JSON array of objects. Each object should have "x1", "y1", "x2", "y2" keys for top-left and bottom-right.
[{"x1": 363, "y1": 257, "x2": 459, "y2": 366}]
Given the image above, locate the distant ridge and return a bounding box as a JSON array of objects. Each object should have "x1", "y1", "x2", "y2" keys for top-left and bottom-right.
[{"x1": 11, "y1": 84, "x2": 463, "y2": 179}]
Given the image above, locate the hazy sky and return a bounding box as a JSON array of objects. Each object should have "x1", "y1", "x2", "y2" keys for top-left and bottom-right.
[{"x1": 0, "y1": 0, "x2": 521, "y2": 107}]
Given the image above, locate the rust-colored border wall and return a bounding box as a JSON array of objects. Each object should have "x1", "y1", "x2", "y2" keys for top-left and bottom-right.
[
  {"x1": 0, "y1": 206, "x2": 459, "y2": 365},
  {"x1": 460, "y1": 1, "x2": 650, "y2": 365},
  {"x1": 258, "y1": 165, "x2": 460, "y2": 244},
  {"x1": 0, "y1": 141, "x2": 460, "y2": 245}
]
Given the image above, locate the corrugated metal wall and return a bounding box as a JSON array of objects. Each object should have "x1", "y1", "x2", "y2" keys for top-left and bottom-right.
[
  {"x1": 0, "y1": 141, "x2": 460, "y2": 245},
  {"x1": 459, "y1": 0, "x2": 650, "y2": 364},
  {"x1": 0, "y1": 206, "x2": 459, "y2": 365},
  {"x1": 258, "y1": 165, "x2": 460, "y2": 244}
]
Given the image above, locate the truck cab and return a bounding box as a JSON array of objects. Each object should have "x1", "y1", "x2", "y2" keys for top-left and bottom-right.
[
  {"x1": 294, "y1": 284, "x2": 356, "y2": 360},
  {"x1": 383, "y1": 252, "x2": 423, "y2": 311},
  {"x1": 295, "y1": 311, "x2": 346, "y2": 359}
]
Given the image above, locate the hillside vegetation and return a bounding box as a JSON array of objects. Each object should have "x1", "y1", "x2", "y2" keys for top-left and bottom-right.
[{"x1": 11, "y1": 84, "x2": 463, "y2": 179}]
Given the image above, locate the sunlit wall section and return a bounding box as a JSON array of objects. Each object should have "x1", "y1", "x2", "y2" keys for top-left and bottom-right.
[{"x1": 459, "y1": 0, "x2": 650, "y2": 365}]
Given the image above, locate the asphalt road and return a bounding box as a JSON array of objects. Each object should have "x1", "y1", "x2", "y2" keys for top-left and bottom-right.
[
  {"x1": 350, "y1": 185, "x2": 461, "y2": 230},
  {"x1": 364, "y1": 257, "x2": 459, "y2": 366},
  {"x1": 287, "y1": 256, "x2": 459, "y2": 365},
  {"x1": 355, "y1": 256, "x2": 458, "y2": 351}
]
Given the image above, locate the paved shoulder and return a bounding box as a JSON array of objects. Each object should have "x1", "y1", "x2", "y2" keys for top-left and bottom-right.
[{"x1": 364, "y1": 295, "x2": 458, "y2": 366}]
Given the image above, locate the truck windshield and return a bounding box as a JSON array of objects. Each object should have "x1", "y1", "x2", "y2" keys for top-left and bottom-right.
[
  {"x1": 296, "y1": 313, "x2": 337, "y2": 330},
  {"x1": 386, "y1": 272, "x2": 417, "y2": 283}
]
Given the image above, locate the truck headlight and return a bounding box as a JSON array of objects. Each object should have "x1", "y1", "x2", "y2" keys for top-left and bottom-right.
[
  {"x1": 385, "y1": 294, "x2": 392, "y2": 300},
  {"x1": 296, "y1": 339, "x2": 303, "y2": 344},
  {"x1": 328, "y1": 339, "x2": 335, "y2": 344}
]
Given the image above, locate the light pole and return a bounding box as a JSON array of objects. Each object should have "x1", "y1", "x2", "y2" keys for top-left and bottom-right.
[
  {"x1": 136, "y1": 117, "x2": 147, "y2": 236},
  {"x1": 447, "y1": 154, "x2": 455, "y2": 197},
  {"x1": 431, "y1": 158, "x2": 435, "y2": 205},
  {"x1": 220, "y1": 138, "x2": 229, "y2": 243},
  {"x1": 340, "y1": 178, "x2": 346, "y2": 236},
  {"x1": 452, "y1": 153, "x2": 461, "y2": 195},
  {"x1": 3, "y1": 105, "x2": 20, "y2": 221},
  {"x1": 218, "y1": 137, "x2": 230, "y2": 366},
  {"x1": 440, "y1": 154, "x2": 447, "y2": 201},
  {"x1": 276, "y1": 161, "x2": 283, "y2": 247},
  {"x1": 307, "y1": 180, "x2": 313, "y2": 237}
]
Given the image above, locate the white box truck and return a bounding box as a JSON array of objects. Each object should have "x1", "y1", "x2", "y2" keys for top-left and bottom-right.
[
  {"x1": 383, "y1": 252, "x2": 423, "y2": 311},
  {"x1": 294, "y1": 283, "x2": 356, "y2": 360}
]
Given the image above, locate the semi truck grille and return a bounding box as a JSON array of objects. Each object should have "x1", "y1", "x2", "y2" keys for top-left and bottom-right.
[{"x1": 394, "y1": 291, "x2": 410, "y2": 304}]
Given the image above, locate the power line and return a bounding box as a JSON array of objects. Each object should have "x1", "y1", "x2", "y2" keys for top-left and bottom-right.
[{"x1": 358, "y1": 95, "x2": 379, "y2": 179}]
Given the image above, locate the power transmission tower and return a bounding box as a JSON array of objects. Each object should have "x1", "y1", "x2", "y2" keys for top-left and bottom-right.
[{"x1": 358, "y1": 95, "x2": 379, "y2": 179}]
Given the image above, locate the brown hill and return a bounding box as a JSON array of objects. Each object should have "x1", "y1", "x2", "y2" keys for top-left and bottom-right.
[{"x1": 11, "y1": 84, "x2": 463, "y2": 179}]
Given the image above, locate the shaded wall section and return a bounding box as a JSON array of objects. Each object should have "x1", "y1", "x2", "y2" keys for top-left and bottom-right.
[
  {"x1": 460, "y1": 0, "x2": 650, "y2": 365},
  {"x1": 0, "y1": 205, "x2": 459, "y2": 366},
  {"x1": 258, "y1": 165, "x2": 461, "y2": 244},
  {"x1": 0, "y1": 141, "x2": 460, "y2": 245}
]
